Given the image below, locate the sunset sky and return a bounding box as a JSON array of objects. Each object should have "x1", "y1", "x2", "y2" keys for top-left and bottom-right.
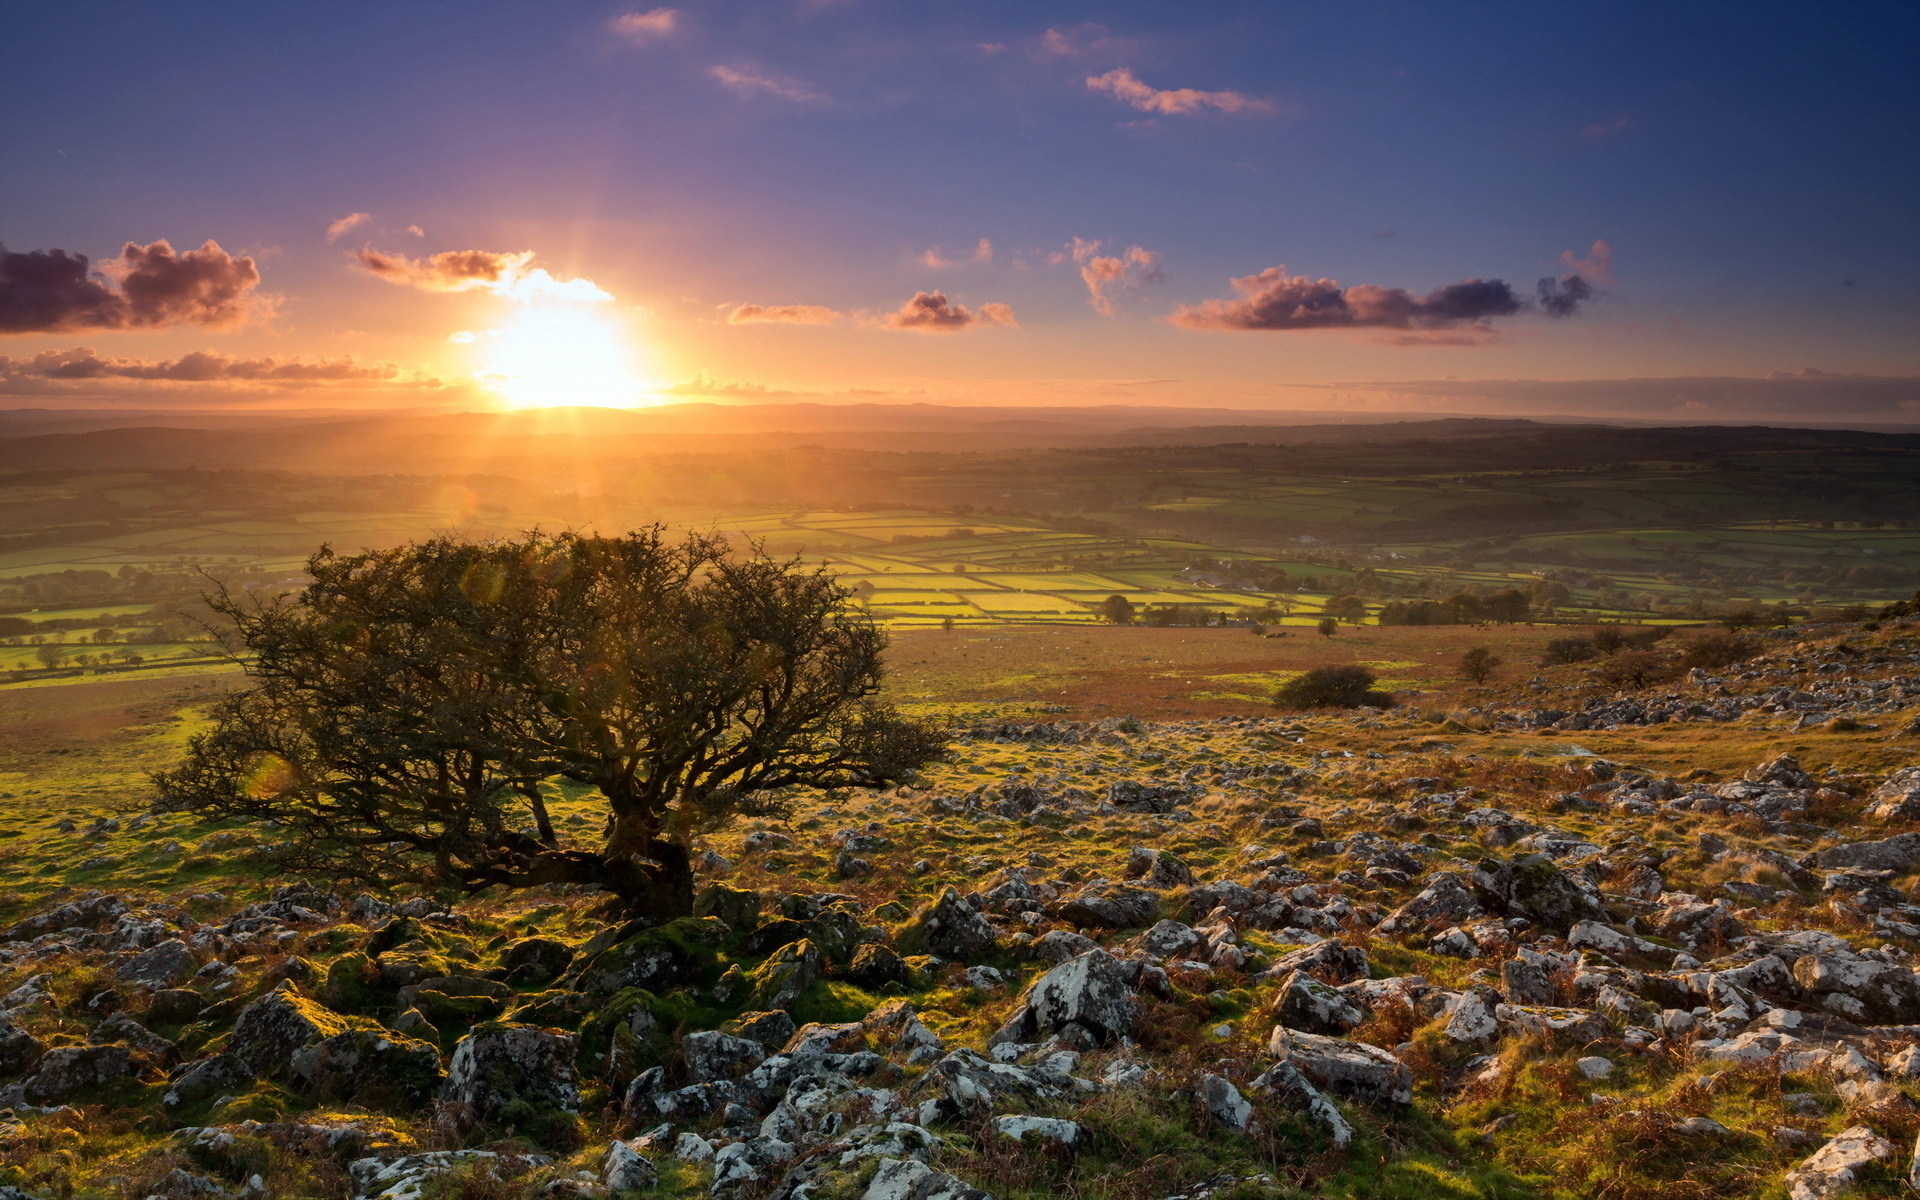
[{"x1": 3, "y1": 2, "x2": 1917, "y2": 418}]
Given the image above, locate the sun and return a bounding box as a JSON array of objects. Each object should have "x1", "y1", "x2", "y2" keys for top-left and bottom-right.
[{"x1": 474, "y1": 305, "x2": 646, "y2": 409}]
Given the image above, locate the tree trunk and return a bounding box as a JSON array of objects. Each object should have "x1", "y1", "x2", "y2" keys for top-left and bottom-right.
[{"x1": 597, "y1": 839, "x2": 695, "y2": 920}]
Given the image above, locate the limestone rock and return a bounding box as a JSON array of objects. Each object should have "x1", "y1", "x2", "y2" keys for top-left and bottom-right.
[
  {"x1": 117, "y1": 939, "x2": 197, "y2": 989},
  {"x1": 863, "y1": 1157, "x2": 992, "y2": 1200},
  {"x1": 19, "y1": 1045, "x2": 132, "y2": 1103},
  {"x1": 683, "y1": 1030, "x2": 767, "y2": 1083},
  {"x1": 288, "y1": 1027, "x2": 443, "y2": 1106},
  {"x1": 602, "y1": 1140, "x2": 658, "y2": 1192},
  {"x1": 1471, "y1": 855, "x2": 1606, "y2": 933},
  {"x1": 992, "y1": 1115, "x2": 1079, "y2": 1145},
  {"x1": 992, "y1": 949, "x2": 1135, "y2": 1047},
  {"x1": 229, "y1": 984, "x2": 350, "y2": 1080},
  {"x1": 750, "y1": 939, "x2": 823, "y2": 1011},
  {"x1": 1267, "y1": 1026, "x2": 1411, "y2": 1106},
  {"x1": 1784, "y1": 1125, "x2": 1895, "y2": 1200},
  {"x1": 694, "y1": 883, "x2": 764, "y2": 932},
  {"x1": 500, "y1": 938, "x2": 575, "y2": 988},
  {"x1": 1377, "y1": 874, "x2": 1484, "y2": 938},
  {"x1": 1270, "y1": 969, "x2": 1364, "y2": 1035},
  {"x1": 910, "y1": 890, "x2": 999, "y2": 962},
  {"x1": 1196, "y1": 1074, "x2": 1256, "y2": 1133},
  {"x1": 440, "y1": 1024, "x2": 579, "y2": 1124}
]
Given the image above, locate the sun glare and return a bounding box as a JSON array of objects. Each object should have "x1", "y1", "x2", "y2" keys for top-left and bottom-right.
[{"x1": 475, "y1": 305, "x2": 645, "y2": 409}]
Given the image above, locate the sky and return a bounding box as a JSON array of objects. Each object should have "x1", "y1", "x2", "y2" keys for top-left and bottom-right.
[{"x1": 2, "y1": 1, "x2": 1918, "y2": 419}]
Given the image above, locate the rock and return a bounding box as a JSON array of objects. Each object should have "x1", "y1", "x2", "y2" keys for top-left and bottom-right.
[
  {"x1": 147, "y1": 988, "x2": 207, "y2": 1025},
  {"x1": 575, "y1": 918, "x2": 722, "y2": 997},
  {"x1": 229, "y1": 984, "x2": 353, "y2": 1080},
  {"x1": 1056, "y1": 885, "x2": 1157, "y2": 931},
  {"x1": 287, "y1": 1027, "x2": 443, "y2": 1106},
  {"x1": 1032, "y1": 930, "x2": 1098, "y2": 965},
  {"x1": 1496, "y1": 1004, "x2": 1609, "y2": 1049},
  {"x1": 1501, "y1": 947, "x2": 1564, "y2": 1006},
  {"x1": 1784, "y1": 1125, "x2": 1895, "y2": 1200},
  {"x1": 501, "y1": 938, "x2": 575, "y2": 988},
  {"x1": 18, "y1": 1044, "x2": 132, "y2": 1103},
  {"x1": 1471, "y1": 855, "x2": 1606, "y2": 933},
  {"x1": 1270, "y1": 969, "x2": 1364, "y2": 1035},
  {"x1": 992, "y1": 949, "x2": 1135, "y2": 1047},
  {"x1": 992, "y1": 1115, "x2": 1079, "y2": 1145},
  {"x1": 1809, "y1": 833, "x2": 1920, "y2": 873},
  {"x1": 849, "y1": 944, "x2": 914, "y2": 989},
  {"x1": 1267, "y1": 1026, "x2": 1411, "y2": 1106},
  {"x1": 805, "y1": 908, "x2": 868, "y2": 965},
  {"x1": 1792, "y1": 950, "x2": 1920, "y2": 1024},
  {"x1": 0, "y1": 1015, "x2": 45, "y2": 1078},
  {"x1": 163, "y1": 1053, "x2": 251, "y2": 1109},
  {"x1": 1196, "y1": 1074, "x2": 1256, "y2": 1133},
  {"x1": 87, "y1": 1011, "x2": 178, "y2": 1065},
  {"x1": 688, "y1": 883, "x2": 761, "y2": 935},
  {"x1": 724, "y1": 1010, "x2": 798, "y2": 1051},
  {"x1": 925, "y1": 1049, "x2": 1073, "y2": 1113},
  {"x1": 909, "y1": 890, "x2": 1000, "y2": 961},
  {"x1": 1866, "y1": 767, "x2": 1920, "y2": 821},
  {"x1": 1377, "y1": 873, "x2": 1484, "y2": 938},
  {"x1": 683, "y1": 1030, "x2": 767, "y2": 1083},
  {"x1": 1440, "y1": 988, "x2": 1500, "y2": 1045},
  {"x1": 1262, "y1": 940, "x2": 1370, "y2": 985},
  {"x1": 602, "y1": 1140, "x2": 658, "y2": 1192},
  {"x1": 750, "y1": 939, "x2": 823, "y2": 1011},
  {"x1": 1126, "y1": 848, "x2": 1194, "y2": 888},
  {"x1": 711, "y1": 1135, "x2": 797, "y2": 1194},
  {"x1": 1654, "y1": 903, "x2": 1746, "y2": 951},
  {"x1": 1574, "y1": 1056, "x2": 1612, "y2": 1080},
  {"x1": 441, "y1": 1023, "x2": 579, "y2": 1125},
  {"x1": 862, "y1": 1158, "x2": 992, "y2": 1200},
  {"x1": 1138, "y1": 920, "x2": 1201, "y2": 958},
  {"x1": 117, "y1": 939, "x2": 197, "y2": 989},
  {"x1": 347, "y1": 1151, "x2": 549, "y2": 1200},
  {"x1": 1249, "y1": 1059, "x2": 1351, "y2": 1148},
  {"x1": 1748, "y1": 753, "x2": 1816, "y2": 789},
  {"x1": 148, "y1": 1168, "x2": 226, "y2": 1198}
]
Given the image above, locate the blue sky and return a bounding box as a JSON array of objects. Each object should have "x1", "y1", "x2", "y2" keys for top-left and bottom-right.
[{"x1": 3, "y1": 1, "x2": 1917, "y2": 415}]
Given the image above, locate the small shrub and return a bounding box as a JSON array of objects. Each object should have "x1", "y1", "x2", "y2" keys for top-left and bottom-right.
[
  {"x1": 1539, "y1": 637, "x2": 1596, "y2": 665},
  {"x1": 1593, "y1": 650, "x2": 1672, "y2": 690},
  {"x1": 1458, "y1": 647, "x2": 1500, "y2": 683}
]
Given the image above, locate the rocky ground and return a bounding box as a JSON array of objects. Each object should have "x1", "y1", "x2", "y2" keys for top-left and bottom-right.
[{"x1": 5, "y1": 618, "x2": 1920, "y2": 1198}]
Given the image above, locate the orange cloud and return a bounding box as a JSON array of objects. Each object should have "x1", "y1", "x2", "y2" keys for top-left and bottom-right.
[
  {"x1": 325, "y1": 212, "x2": 371, "y2": 242},
  {"x1": 725, "y1": 303, "x2": 842, "y2": 325},
  {"x1": 1559, "y1": 239, "x2": 1615, "y2": 286},
  {"x1": 609, "y1": 8, "x2": 678, "y2": 43},
  {"x1": 1086, "y1": 68, "x2": 1276, "y2": 116},
  {"x1": 0, "y1": 345, "x2": 435, "y2": 393},
  {"x1": 354, "y1": 247, "x2": 611, "y2": 302},
  {"x1": 1072, "y1": 240, "x2": 1162, "y2": 316},
  {"x1": 881, "y1": 291, "x2": 1016, "y2": 333},
  {"x1": 1171, "y1": 266, "x2": 1520, "y2": 332}
]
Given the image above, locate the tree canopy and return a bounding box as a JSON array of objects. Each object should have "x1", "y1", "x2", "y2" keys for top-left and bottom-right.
[{"x1": 155, "y1": 529, "x2": 946, "y2": 918}]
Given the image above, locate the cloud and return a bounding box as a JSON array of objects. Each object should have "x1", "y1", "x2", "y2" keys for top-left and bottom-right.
[
  {"x1": 1070, "y1": 239, "x2": 1162, "y2": 316},
  {"x1": 1036, "y1": 24, "x2": 1133, "y2": 59},
  {"x1": 446, "y1": 330, "x2": 476, "y2": 344},
  {"x1": 1559, "y1": 239, "x2": 1615, "y2": 286},
  {"x1": 1535, "y1": 238, "x2": 1613, "y2": 318},
  {"x1": 1581, "y1": 113, "x2": 1630, "y2": 138},
  {"x1": 709, "y1": 64, "x2": 825, "y2": 103},
  {"x1": 1085, "y1": 68, "x2": 1276, "y2": 116},
  {"x1": 725, "y1": 303, "x2": 842, "y2": 325},
  {"x1": 405, "y1": 225, "x2": 425, "y2": 238},
  {"x1": 0, "y1": 239, "x2": 263, "y2": 334},
  {"x1": 918, "y1": 239, "x2": 993, "y2": 269},
  {"x1": 353, "y1": 247, "x2": 611, "y2": 302},
  {"x1": 0, "y1": 345, "x2": 438, "y2": 395},
  {"x1": 1171, "y1": 266, "x2": 1520, "y2": 332},
  {"x1": 881, "y1": 291, "x2": 1016, "y2": 333},
  {"x1": 1536, "y1": 274, "x2": 1593, "y2": 318},
  {"x1": 609, "y1": 8, "x2": 678, "y2": 43},
  {"x1": 325, "y1": 212, "x2": 371, "y2": 242}
]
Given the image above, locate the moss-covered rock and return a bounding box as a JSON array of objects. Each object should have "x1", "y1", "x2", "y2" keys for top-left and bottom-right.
[{"x1": 749, "y1": 937, "x2": 823, "y2": 1011}]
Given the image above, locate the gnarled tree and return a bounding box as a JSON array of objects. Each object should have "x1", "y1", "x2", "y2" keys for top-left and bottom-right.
[{"x1": 155, "y1": 529, "x2": 946, "y2": 918}]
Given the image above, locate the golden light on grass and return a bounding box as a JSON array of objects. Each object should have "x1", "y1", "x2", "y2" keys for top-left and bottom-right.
[{"x1": 475, "y1": 304, "x2": 648, "y2": 409}]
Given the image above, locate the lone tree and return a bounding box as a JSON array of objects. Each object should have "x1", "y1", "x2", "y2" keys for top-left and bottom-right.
[
  {"x1": 1321, "y1": 594, "x2": 1368, "y2": 625},
  {"x1": 1273, "y1": 664, "x2": 1394, "y2": 710},
  {"x1": 1097, "y1": 594, "x2": 1135, "y2": 625},
  {"x1": 1316, "y1": 617, "x2": 1339, "y2": 638},
  {"x1": 155, "y1": 529, "x2": 946, "y2": 919},
  {"x1": 1459, "y1": 646, "x2": 1501, "y2": 683}
]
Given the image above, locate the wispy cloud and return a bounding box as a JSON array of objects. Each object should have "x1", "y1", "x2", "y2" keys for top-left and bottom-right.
[
  {"x1": 1581, "y1": 113, "x2": 1630, "y2": 138},
  {"x1": 881, "y1": 291, "x2": 1016, "y2": 333},
  {"x1": 1037, "y1": 23, "x2": 1133, "y2": 59},
  {"x1": 609, "y1": 8, "x2": 678, "y2": 44},
  {"x1": 710, "y1": 64, "x2": 825, "y2": 103},
  {"x1": 0, "y1": 239, "x2": 264, "y2": 334},
  {"x1": 1068, "y1": 239, "x2": 1162, "y2": 316},
  {"x1": 325, "y1": 212, "x2": 371, "y2": 242},
  {"x1": 725, "y1": 302, "x2": 842, "y2": 325},
  {"x1": 1171, "y1": 265, "x2": 1520, "y2": 333},
  {"x1": 1559, "y1": 239, "x2": 1615, "y2": 286},
  {"x1": 353, "y1": 247, "x2": 611, "y2": 302},
  {"x1": 0, "y1": 345, "x2": 432, "y2": 393},
  {"x1": 1086, "y1": 68, "x2": 1276, "y2": 116},
  {"x1": 919, "y1": 238, "x2": 993, "y2": 268}
]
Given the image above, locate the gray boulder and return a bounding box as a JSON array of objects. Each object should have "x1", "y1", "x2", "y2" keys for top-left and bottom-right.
[
  {"x1": 1471, "y1": 855, "x2": 1606, "y2": 933},
  {"x1": 1809, "y1": 833, "x2": 1920, "y2": 873},
  {"x1": 911, "y1": 890, "x2": 999, "y2": 962},
  {"x1": 991, "y1": 949, "x2": 1135, "y2": 1047},
  {"x1": 1377, "y1": 874, "x2": 1484, "y2": 938},
  {"x1": 683, "y1": 1030, "x2": 767, "y2": 1083},
  {"x1": 1783, "y1": 1125, "x2": 1895, "y2": 1200},
  {"x1": 440, "y1": 1023, "x2": 579, "y2": 1123},
  {"x1": 1138, "y1": 920, "x2": 1201, "y2": 959},
  {"x1": 863, "y1": 1158, "x2": 992, "y2": 1200},
  {"x1": 229, "y1": 983, "x2": 351, "y2": 1079},
  {"x1": 1270, "y1": 969, "x2": 1364, "y2": 1035},
  {"x1": 1196, "y1": 1074, "x2": 1257, "y2": 1133},
  {"x1": 1267, "y1": 1026, "x2": 1411, "y2": 1106},
  {"x1": 288, "y1": 1027, "x2": 443, "y2": 1105},
  {"x1": 19, "y1": 1044, "x2": 132, "y2": 1103},
  {"x1": 1032, "y1": 930, "x2": 1098, "y2": 965},
  {"x1": 162, "y1": 1053, "x2": 250, "y2": 1109},
  {"x1": 1057, "y1": 885, "x2": 1157, "y2": 931},
  {"x1": 117, "y1": 939, "x2": 197, "y2": 989}
]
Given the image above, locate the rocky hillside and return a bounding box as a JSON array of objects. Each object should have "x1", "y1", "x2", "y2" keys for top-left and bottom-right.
[{"x1": 5, "y1": 621, "x2": 1920, "y2": 1199}]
